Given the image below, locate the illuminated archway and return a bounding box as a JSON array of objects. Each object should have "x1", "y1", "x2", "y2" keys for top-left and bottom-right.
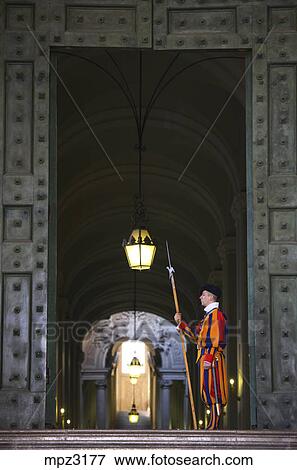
[{"x1": 81, "y1": 311, "x2": 186, "y2": 429}]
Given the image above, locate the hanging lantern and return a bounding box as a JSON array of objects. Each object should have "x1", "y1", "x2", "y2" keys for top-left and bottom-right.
[
  {"x1": 129, "y1": 355, "x2": 142, "y2": 380},
  {"x1": 123, "y1": 227, "x2": 156, "y2": 271},
  {"x1": 128, "y1": 403, "x2": 139, "y2": 424},
  {"x1": 129, "y1": 371, "x2": 140, "y2": 385},
  {"x1": 123, "y1": 196, "x2": 156, "y2": 271},
  {"x1": 129, "y1": 376, "x2": 138, "y2": 385}
]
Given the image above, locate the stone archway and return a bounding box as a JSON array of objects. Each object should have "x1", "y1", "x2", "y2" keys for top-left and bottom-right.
[{"x1": 81, "y1": 311, "x2": 186, "y2": 429}]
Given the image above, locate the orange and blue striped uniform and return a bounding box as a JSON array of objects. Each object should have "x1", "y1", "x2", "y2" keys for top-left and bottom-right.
[{"x1": 178, "y1": 307, "x2": 228, "y2": 429}]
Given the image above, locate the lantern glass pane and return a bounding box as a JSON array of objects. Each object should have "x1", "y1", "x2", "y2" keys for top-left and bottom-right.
[
  {"x1": 124, "y1": 227, "x2": 156, "y2": 270},
  {"x1": 124, "y1": 244, "x2": 156, "y2": 270}
]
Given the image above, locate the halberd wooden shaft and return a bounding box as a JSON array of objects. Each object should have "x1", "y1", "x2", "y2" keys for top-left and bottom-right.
[{"x1": 166, "y1": 242, "x2": 197, "y2": 430}]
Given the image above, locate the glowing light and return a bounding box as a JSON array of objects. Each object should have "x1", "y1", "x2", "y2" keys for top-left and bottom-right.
[
  {"x1": 60, "y1": 408, "x2": 65, "y2": 415},
  {"x1": 129, "y1": 356, "x2": 142, "y2": 378},
  {"x1": 206, "y1": 409, "x2": 211, "y2": 415},
  {"x1": 129, "y1": 376, "x2": 138, "y2": 385},
  {"x1": 66, "y1": 419, "x2": 71, "y2": 425},
  {"x1": 123, "y1": 228, "x2": 156, "y2": 271},
  {"x1": 128, "y1": 403, "x2": 139, "y2": 424},
  {"x1": 229, "y1": 378, "x2": 235, "y2": 386}
]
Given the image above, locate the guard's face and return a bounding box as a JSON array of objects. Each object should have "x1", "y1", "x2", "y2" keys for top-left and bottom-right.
[{"x1": 199, "y1": 290, "x2": 213, "y2": 307}]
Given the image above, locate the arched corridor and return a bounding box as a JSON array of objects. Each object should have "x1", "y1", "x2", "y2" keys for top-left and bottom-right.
[{"x1": 54, "y1": 49, "x2": 248, "y2": 430}]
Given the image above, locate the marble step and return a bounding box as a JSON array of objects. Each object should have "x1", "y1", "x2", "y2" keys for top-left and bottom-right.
[{"x1": 0, "y1": 430, "x2": 297, "y2": 449}]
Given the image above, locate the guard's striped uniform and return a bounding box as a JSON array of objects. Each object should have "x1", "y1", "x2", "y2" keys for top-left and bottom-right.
[{"x1": 178, "y1": 307, "x2": 228, "y2": 430}]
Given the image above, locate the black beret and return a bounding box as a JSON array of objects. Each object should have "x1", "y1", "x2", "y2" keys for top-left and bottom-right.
[{"x1": 199, "y1": 283, "x2": 222, "y2": 299}]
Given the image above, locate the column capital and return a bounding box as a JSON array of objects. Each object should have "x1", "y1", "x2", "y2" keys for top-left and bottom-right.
[
  {"x1": 160, "y1": 379, "x2": 173, "y2": 388},
  {"x1": 95, "y1": 380, "x2": 107, "y2": 389}
]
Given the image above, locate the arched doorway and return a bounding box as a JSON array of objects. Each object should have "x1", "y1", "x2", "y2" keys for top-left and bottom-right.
[
  {"x1": 80, "y1": 311, "x2": 186, "y2": 429},
  {"x1": 55, "y1": 48, "x2": 248, "y2": 431}
]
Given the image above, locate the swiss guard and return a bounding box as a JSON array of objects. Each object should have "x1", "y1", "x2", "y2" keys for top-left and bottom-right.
[{"x1": 174, "y1": 284, "x2": 228, "y2": 430}]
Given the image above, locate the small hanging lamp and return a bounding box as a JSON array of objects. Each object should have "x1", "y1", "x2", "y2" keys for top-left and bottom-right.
[
  {"x1": 123, "y1": 50, "x2": 156, "y2": 271},
  {"x1": 129, "y1": 355, "x2": 142, "y2": 384},
  {"x1": 129, "y1": 376, "x2": 138, "y2": 386},
  {"x1": 128, "y1": 402, "x2": 139, "y2": 424},
  {"x1": 128, "y1": 384, "x2": 139, "y2": 424}
]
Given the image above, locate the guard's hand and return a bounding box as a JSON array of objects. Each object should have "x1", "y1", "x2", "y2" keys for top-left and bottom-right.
[
  {"x1": 174, "y1": 312, "x2": 182, "y2": 324},
  {"x1": 204, "y1": 361, "x2": 212, "y2": 370}
]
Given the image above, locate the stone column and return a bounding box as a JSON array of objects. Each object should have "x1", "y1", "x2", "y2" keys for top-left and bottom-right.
[
  {"x1": 151, "y1": 373, "x2": 157, "y2": 430},
  {"x1": 231, "y1": 193, "x2": 249, "y2": 429},
  {"x1": 159, "y1": 379, "x2": 172, "y2": 429},
  {"x1": 217, "y1": 237, "x2": 237, "y2": 429},
  {"x1": 79, "y1": 379, "x2": 84, "y2": 429},
  {"x1": 95, "y1": 380, "x2": 107, "y2": 429}
]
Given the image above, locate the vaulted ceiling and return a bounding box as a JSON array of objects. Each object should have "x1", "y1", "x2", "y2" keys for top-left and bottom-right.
[{"x1": 56, "y1": 48, "x2": 246, "y2": 324}]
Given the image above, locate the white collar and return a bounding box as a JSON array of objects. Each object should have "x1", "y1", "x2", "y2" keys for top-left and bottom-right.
[{"x1": 204, "y1": 301, "x2": 219, "y2": 313}]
